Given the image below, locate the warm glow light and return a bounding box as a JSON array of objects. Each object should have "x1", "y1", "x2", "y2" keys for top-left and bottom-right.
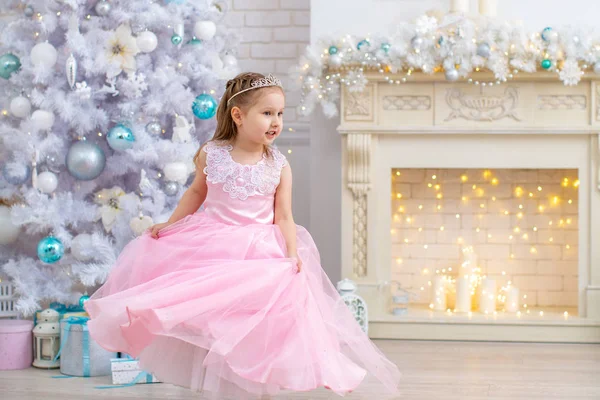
[
  {"x1": 491, "y1": 178, "x2": 499, "y2": 185},
  {"x1": 432, "y1": 175, "x2": 437, "y2": 180},
  {"x1": 396, "y1": 193, "x2": 402, "y2": 199},
  {"x1": 483, "y1": 170, "x2": 492, "y2": 179},
  {"x1": 537, "y1": 186, "x2": 543, "y2": 191},
  {"x1": 436, "y1": 193, "x2": 443, "y2": 199},
  {"x1": 515, "y1": 187, "x2": 524, "y2": 197},
  {"x1": 461, "y1": 175, "x2": 468, "y2": 182},
  {"x1": 396, "y1": 171, "x2": 401, "y2": 176},
  {"x1": 574, "y1": 179, "x2": 580, "y2": 187}
]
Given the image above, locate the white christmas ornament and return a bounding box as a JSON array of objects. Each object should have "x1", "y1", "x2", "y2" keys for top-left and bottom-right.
[
  {"x1": 10, "y1": 96, "x2": 31, "y2": 118},
  {"x1": 0, "y1": 205, "x2": 21, "y2": 245},
  {"x1": 71, "y1": 233, "x2": 93, "y2": 261},
  {"x1": 31, "y1": 110, "x2": 55, "y2": 131},
  {"x1": 130, "y1": 215, "x2": 154, "y2": 236},
  {"x1": 194, "y1": 20, "x2": 217, "y2": 41},
  {"x1": 36, "y1": 171, "x2": 58, "y2": 194},
  {"x1": 30, "y1": 42, "x2": 58, "y2": 67},
  {"x1": 164, "y1": 162, "x2": 190, "y2": 185},
  {"x1": 222, "y1": 54, "x2": 237, "y2": 68},
  {"x1": 136, "y1": 31, "x2": 158, "y2": 53},
  {"x1": 172, "y1": 115, "x2": 192, "y2": 143}
]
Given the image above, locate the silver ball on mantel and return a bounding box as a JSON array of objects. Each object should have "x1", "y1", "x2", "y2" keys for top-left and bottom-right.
[
  {"x1": 445, "y1": 68, "x2": 460, "y2": 82},
  {"x1": 164, "y1": 181, "x2": 180, "y2": 196},
  {"x1": 411, "y1": 36, "x2": 424, "y2": 50},
  {"x1": 24, "y1": 5, "x2": 34, "y2": 17},
  {"x1": 145, "y1": 121, "x2": 162, "y2": 136},
  {"x1": 476, "y1": 43, "x2": 491, "y2": 58},
  {"x1": 94, "y1": 0, "x2": 111, "y2": 16},
  {"x1": 594, "y1": 63, "x2": 600, "y2": 75}
]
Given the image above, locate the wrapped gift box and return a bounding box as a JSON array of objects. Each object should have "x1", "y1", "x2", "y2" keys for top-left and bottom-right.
[
  {"x1": 0, "y1": 320, "x2": 34, "y2": 370},
  {"x1": 111, "y1": 357, "x2": 160, "y2": 385},
  {"x1": 58, "y1": 317, "x2": 116, "y2": 377}
]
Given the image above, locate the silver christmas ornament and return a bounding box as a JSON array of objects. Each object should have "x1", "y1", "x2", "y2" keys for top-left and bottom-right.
[
  {"x1": 411, "y1": 36, "x2": 423, "y2": 50},
  {"x1": 476, "y1": 43, "x2": 491, "y2": 58},
  {"x1": 445, "y1": 68, "x2": 459, "y2": 82},
  {"x1": 45, "y1": 152, "x2": 64, "y2": 173},
  {"x1": 66, "y1": 53, "x2": 77, "y2": 89},
  {"x1": 145, "y1": 121, "x2": 162, "y2": 135},
  {"x1": 164, "y1": 181, "x2": 179, "y2": 196},
  {"x1": 94, "y1": 0, "x2": 111, "y2": 16},
  {"x1": 65, "y1": 141, "x2": 106, "y2": 181},
  {"x1": 594, "y1": 63, "x2": 600, "y2": 75},
  {"x1": 24, "y1": 5, "x2": 34, "y2": 17}
]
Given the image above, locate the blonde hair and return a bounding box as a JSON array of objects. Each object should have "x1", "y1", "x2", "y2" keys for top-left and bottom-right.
[{"x1": 193, "y1": 72, "x2": 284, "y2": 166}]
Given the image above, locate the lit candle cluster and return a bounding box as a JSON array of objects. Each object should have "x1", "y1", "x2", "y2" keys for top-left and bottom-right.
[{"x1": 391, "y1": 168, "x2": 578, "y2": 318}]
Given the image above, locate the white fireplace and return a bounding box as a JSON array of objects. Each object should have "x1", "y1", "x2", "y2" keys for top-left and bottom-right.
[{"x1": 338, "y1": 72, "x2": 600, "y2": 342}]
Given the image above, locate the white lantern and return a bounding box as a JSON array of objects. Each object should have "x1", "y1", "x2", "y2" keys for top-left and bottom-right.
[
  {"x1": 336, "y1": 278, "x2": 369, "y2": 334},
  {"x1": 32, "y1": 309, "x2": 61, "y2": 369}
]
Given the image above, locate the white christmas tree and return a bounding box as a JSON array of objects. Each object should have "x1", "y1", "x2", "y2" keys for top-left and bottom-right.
[{"x1": 0, "y1": 0, "x2": 240, "y2": 316}]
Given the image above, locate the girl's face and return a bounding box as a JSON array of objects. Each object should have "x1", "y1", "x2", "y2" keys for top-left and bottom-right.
[{"x1": 235, "y1": 88, "x2": 285, "y2": 146}]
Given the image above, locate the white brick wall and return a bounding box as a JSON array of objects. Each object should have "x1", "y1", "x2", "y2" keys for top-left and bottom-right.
[
  {"x1": 224, "y1": 0, "x2": 310, "y2": 125},
  {"x1": 391, "y1": 168, "x2": 579, "y2": 309}
]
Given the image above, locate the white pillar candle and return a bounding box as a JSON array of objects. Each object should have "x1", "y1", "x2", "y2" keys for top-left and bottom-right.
[
  {"x1": 431, "y1": 275, "x2": 447, "y2": 311},
  {"x1": 505, "y1": 287, "x2": 520, "y2": 312},
  {"x1": 450, "y1": 0, "x2": 470, "y2": 13},
  {"x1": 455, "y1": 276, "x2": 471, "y2": 313},
  {"x1": 478, "y1": 278, "x2": 496, "y2": 314},
  {"x1": 479, "y1": 0, "x2": 498, "y2": 17},
  {"x1": 459, "y1": 246, "x2": 478, "y2": 278}
]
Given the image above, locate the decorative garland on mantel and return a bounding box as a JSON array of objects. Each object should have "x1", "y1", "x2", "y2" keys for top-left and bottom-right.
[{"x1": 290, "y1": 13, "x2": 600, "y2": 118}]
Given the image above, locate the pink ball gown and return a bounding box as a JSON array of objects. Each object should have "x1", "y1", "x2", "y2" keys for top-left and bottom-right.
[{"x1": 85, "y1": 140, "x2": 401, "y2": 399}]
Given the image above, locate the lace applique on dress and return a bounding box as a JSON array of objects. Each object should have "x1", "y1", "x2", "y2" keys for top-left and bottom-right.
[{"x1": 202, "y1": 141, "x2": 287, "y2": 200}]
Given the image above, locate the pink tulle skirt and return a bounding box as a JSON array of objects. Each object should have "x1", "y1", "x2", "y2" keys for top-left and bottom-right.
[{"x1": 84, "y1": 212, "x2": 401, "y2": 399}]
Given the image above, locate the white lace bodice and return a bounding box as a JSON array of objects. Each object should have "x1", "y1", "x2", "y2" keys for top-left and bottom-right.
[
  {"x1": 203, "y1": 140, "x2": 287, "y2": 200},
  {"x1": 200, "y1": 140, "x2": 288, "y2": 225}
]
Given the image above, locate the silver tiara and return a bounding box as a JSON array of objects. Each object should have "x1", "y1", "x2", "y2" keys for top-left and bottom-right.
[{"x1": 227, "y1": 74, "x2": 283, "y2": 106}]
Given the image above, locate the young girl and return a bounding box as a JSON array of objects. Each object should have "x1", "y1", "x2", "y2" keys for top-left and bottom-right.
[{"x1": 84, "y1": 72, "x2": 401, "y2": 399}]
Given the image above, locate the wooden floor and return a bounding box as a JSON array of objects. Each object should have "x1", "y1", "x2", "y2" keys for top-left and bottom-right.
[{"x1": 1, "y1": 340, "x2": 599, "y2": 399}]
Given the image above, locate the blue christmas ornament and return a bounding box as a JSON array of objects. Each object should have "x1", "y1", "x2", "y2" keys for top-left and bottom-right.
[
  {"x1": 192, "y1": 93, "x2": 218, "y2": 119},
  {"x1": 381, "y1": 43, "x2": 391, "y2": 53},
  {"x1": 79, "y1": 294, "x2": 90, "y2": 308},
  {"x1": 328, "y1": 46, "x2": 338, "y2": 55},
  {"x1": 107, "y1": 124, "x2": 135, "y2": 151},
  {"x1": 37, "y1": 236, "x2": 64, "y2": 264},
  {"x1": 541, "y1": 27, "x2": 553, "y2": 42},
  {"x1": 171, "y1": 34, "x2": 183, "y2": 45},
  {"x1": 2, "y1": 162, "x2": 31, "y2": 185},
  {"x1": 187, "y1": 37, "x2": 202, "y2": 45},
  {"x1": 65, "y1": 141, "x2": 106, "y2": 180},
  {"x1": 357, "y1": 39, "x2": 370, "y2": 51},
  {"x1": 0, "y1": 53, "x2": 21, "y2": 80}
]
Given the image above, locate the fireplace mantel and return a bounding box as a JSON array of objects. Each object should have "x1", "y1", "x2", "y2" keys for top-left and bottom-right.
[{"x1": 338, "y1": 72, "x2": 600, "y2": 342}]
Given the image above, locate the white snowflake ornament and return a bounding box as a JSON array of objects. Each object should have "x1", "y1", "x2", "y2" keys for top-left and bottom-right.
[{"x1": 559, "y1": 59, "x2": 584, "y2": 86}]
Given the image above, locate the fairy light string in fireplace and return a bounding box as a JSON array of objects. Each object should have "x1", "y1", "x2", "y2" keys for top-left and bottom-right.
[{"x1": 391, "y1": 169, "x2": 578, "y2": 318}]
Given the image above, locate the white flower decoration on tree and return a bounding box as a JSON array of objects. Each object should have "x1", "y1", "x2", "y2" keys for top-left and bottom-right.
[
  {"x1": 105, "y1": 24, "x2": 140, "y2": 78},
  {"x1": 94, "y1": 186, "x2": 138, "y2": 232},
  {"x1": 559, "y1": 59, "x2": 584, "y2": 86}
]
